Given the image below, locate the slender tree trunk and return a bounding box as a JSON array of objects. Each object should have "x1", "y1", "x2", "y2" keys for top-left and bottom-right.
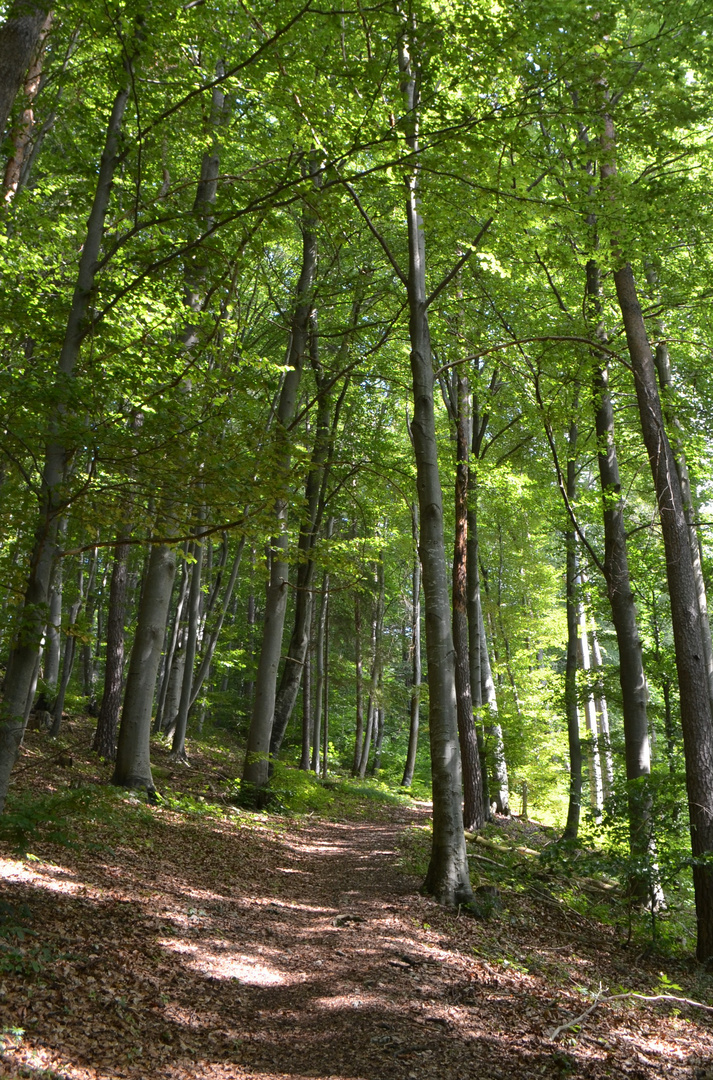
[
  {"x1": 189, "y1": 536, "x2": 245, "y2": 710},
  {"x1": 453, "y1": 374, "x2": 484, "y2": 830},
  {"x1": 242, "y1": 175, "x2": 318, "y2": 796},
  {"x1": 589, "y1": 616, "x2": 614, "y2": 798},
  {"x1": 467, "y1": 484, "x2": 491, "y2": 820},
  {"x1": 398, "y1": 13, "x2": 472, "y2": 905},
  {"x1": 154, "y1": 551, "x2": 189, "y2": 733},
  {"x1": 113, "y1": 537, "x2": 176, "y2": 794},
  {"x1": 321, "y1": 592, "x2": 330, "y2": 779},
  {"x1": 563, "y1": 422, "x2": 582, "y2": 842},
  {"x1": 588, "y1": 256, "x2": 651, "y2": 850},
  {"x1": 0, "y1": 61, "x2": 134, "y2": 811},
  {"x1": 171, "y1": 530, "x2": 204, "y2": 760},
  {"x1": 300, "y1": 630, "x2": 313, "y2": 771},
  {"x1": 358, "y1": 558, "x2": 384, "y2": 778},
  {"x1": 311, "y1": 565, "x2": 329, "y2": 774},
  {"x1": 577, "y1": 575, "x2": 603, "y2": 815},
  {"x1": 402, "y1": 503, "x2": 421, "y2": 787},
  {"x1": 352, "y1": 593, "x2": 365, "y2": 776},
  {"x1": 479, "y1": 566, "x2": 509, "y2": 815},
  {"x1": 93, "y1": 539, "x2": 129, "y2": 759}
]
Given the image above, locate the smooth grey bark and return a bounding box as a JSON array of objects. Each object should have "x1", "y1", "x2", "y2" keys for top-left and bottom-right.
[
  {"x1": 50, "y1": 596, "x2": 81, "y2": 737},
  {"x1": 0, "y1": 1, "x2": 50, "y2": 139},
  {"x1": 398, "y1": 12, "x2": 472, "y2": 905},
  {"x1": 93, "y1": 539, "x2": 130, "y2": 759},
  {"x1": 243, "y1": 179, "x2": 318, "y2": 794},
  {"x1": 0, "y1": 68, "x2": 133, "y2": 811},
  {"x1": 113, "y1": 538, "x2": 177, "y2": 792},
  {"x1": 563, "y1": 423, "x2": 583, "y2": 842},
  {"x1": 162, "y1": 642, "x2": 186, "y2": 738},
  {"x1": 171, "y1": 532, "x2": 204, "y2": 760},
  {"x1": 588, "y1": 617, "x2": 614, "y2": 798},
  {"x1": 401, "y1": 503, "x2": 421, "y2": 788}
]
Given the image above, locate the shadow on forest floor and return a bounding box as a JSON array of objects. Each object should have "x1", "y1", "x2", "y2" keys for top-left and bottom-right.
[{"x1": 1, "y1": 723, "x2": 713, "y2": 1080}]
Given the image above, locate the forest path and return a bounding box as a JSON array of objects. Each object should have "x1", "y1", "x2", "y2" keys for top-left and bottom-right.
[{"x1": 1, "y1": 795, "x2": 712, "y2": 1080}]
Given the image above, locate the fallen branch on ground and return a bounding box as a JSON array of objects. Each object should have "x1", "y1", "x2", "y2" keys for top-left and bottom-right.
[{"x1": 549, "y1": 990, "x2": 713, "y2": 1039}]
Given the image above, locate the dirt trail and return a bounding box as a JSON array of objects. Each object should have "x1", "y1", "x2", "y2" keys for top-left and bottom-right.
[{"x1": 1, "y1": 802, "x2": 712, "y2": 1079}]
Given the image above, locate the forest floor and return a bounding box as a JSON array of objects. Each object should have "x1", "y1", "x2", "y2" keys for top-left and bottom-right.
[{"x1": 2, "y1": 722, "x2": 713, "y2": 1079}]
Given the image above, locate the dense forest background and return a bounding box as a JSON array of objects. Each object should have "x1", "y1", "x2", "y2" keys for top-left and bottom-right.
[{"x1": 2, "y1": 0, "x2": 713, "y2": 961}]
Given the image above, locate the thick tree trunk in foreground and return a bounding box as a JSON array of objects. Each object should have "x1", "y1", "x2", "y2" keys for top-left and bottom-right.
[
  {"x1": 398, "y1": 15, "x2": 472, "y2": 906},
  {"x1": 113, "y1": 539, "x2": 176, "y2": 793},
  {"x1": 0, "y1": 71, "x2": 132, "y2": 812},
  {"x1": 613, "y1": 261, "x2": 713, "y2": 959},
  {"x1": 93, "y1": 540, "x2": 130, "y2": 759}
]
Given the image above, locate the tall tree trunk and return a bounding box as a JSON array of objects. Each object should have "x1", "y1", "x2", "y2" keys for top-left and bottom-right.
[
  {"x1": 613, "y1": 259, "x2": 713, "y2": 958},
  {"x1": 576, "y1": 572, "x2": 603, "y2": 815},
  {"x1": 358, "y1": 558, "x2": 384, "y2": 778},
  {"x1": 563, "y1": 422, "x2": 582, "y2": 841},
  {"x1": 398, "y1": 12, "x2": 472, "y2": 905},
  {"x1": 93, "y1": 539, "x2": 129, "y2": 759},
  {"x1": 479, "y1": 565, "x2": 509, "y2": 815},
  {"x1": 0, "y1": 58, "x2": 134, "y2": 811},
  {"x1": 311, "y1": 564, "x2": 329, "y2": 774},
  {"x1": 299, "y1": 628, "x2": 313, "y2": 771},
  {"x1": 171, "y1": 530, "x2": 204, "y2": 760},
  {"x1": 113, "y1": 537, "x2": 176, "y2": 793},
  {"x1": 587, "y1": 256, "x2": 652, "y2": 851},
  {"x1": 453, "y1": 374, "x2": 484, "y2": 830},
  {"x1": 467, "y1": 480, "x2": 491, "y2": 821},
  {"x1": 242, "y1": 172, "x2": 318, "y2": 797},
  {"x1": 189, "y1": 536, "x2": 245, "y2": 710},
  {"x1": 402, "y1": 503, "x2": 421, "y2": 787},
  {"x1": 352, "y1": 593, "x2": 365, "y2": 776},
  {"x1": 153, "y1": 550, "x2": 189, "y2": 733},
  {"x1": 321, "y1": 589, "x2": 330, "y2": 780},
  {"x1": 653, "y1": 333, "x2": 713, "y2": 714}
]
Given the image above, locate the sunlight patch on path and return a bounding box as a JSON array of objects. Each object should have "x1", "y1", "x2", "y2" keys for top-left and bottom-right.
[{"x1": 160, "y1": 939, "x2": 299, "y2": 985}]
